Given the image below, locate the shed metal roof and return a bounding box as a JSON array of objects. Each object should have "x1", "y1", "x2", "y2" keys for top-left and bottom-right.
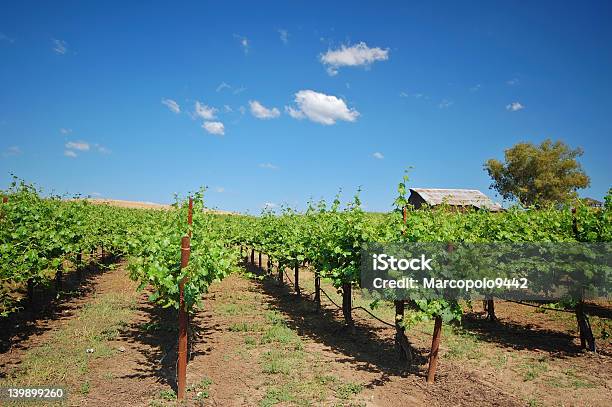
[{"x1": 410, "y1": 188, "x2": 502, "y2": 211}]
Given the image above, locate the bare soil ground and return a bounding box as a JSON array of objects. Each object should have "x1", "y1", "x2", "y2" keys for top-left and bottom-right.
[{"x1": 1, "y1": 255, "x2": 610, "y2": 407}]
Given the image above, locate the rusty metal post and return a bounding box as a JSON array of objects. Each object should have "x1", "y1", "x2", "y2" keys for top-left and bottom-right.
[
  {"x1": 177, "y1": 235, "x2": 191, "y2": 401},
  {"x1": 427, "y1": 316, "x2": 443, "y2": 383}
]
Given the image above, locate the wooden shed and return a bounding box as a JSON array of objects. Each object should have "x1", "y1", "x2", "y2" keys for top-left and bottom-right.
[{"x1": 408, "y1": 188, "x2": 502, "y2": 212}]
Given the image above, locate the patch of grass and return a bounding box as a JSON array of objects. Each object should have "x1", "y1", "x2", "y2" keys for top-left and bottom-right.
[
  {"x1": 261, "y1": 323, "x2": 303, "y2": 350},
  {"x1": 229, "y1": 321, "x2": 264, "y2": 332},
  {"x1": 245, "y1": 335, "x2": 257, "y2": 346},
  {"x1": 489, "y1": 352, "x2": 509, "y2": 369},
  {"x1": 264, "y1": 310, "x2": 285, "y2": 325},
  {"x1": 158, "y1": 389, "x2": 177, "y2": 401},
  {"x1": 315, "y1": 374, "x2": 338, "y2": 385},
  {"x1": 547, "y1": 369, "x2": 596, "y2": 389},
  {"x1": 336, "y1": 382, "x2": 363, "y2": 400},
  {"x1": 79, "y1": 380, "x2": 90, "y2": 395},
  {"x1": 261, "y1": 349, "x2": 304, "y2": 375},
  {"x1": 520, "y1": 357, "x2": 549, "y2": 381},
  {"x1": 527, "y1": 397, "x2": 542, "y2": 407},
  {"x1": 261, "y1": 385, "x2": 294, "y2": 407},
  {"x1": 217, "y1": 303, "x2": 253, "y2": 316},
  {"x1": 0, "y1": 291, "x2": 136, "y2": 394},
  {"x1": 188, "y1": 377, "x2": 213, "y2": 400},
  {"x1": 444, "y1": 328, "x2": 483, "y2": 360}
]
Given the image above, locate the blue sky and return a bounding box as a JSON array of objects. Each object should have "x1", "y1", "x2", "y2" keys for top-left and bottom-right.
[{"x1": 1, "y1": 1, "x2": 610, "y2": 213}]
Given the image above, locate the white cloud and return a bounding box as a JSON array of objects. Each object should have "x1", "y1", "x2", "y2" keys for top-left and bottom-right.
[
  {"x1": 320, "y1": 42, "x2": 389, "y2": 75},
  {"x1": 372, "y1": 152, "x2": 384, "y2": 159},
  {"x1": 195, "y1": 101, "x2": 218, "y2": 120},
  {"x1": 285, "y1": 106, "x2": 305, "y2": 120},
  {"x1": 94, "y1": 144, "x2": 111, "y2": 154},
  {"x1": 60, "y1": 128, "x2": 72, "y2": 134},
  {"x1": 233, "y1": 86, "x2": 247, "y2": 95},
  {"x1": 202, "y1": 121, "x2": 225, "y2": 135},
  {"x1": 223, "y1": 104, "x2": 233, "y2": 113},
  {"x1": 234, "y1": 34, "x2": 249, "y2": 54},
  {"x1": 259, "y1": 163, "x2": 279, "y2": 170},
  {"x1": 64, "y1": 150, "x2": 77, "y2": 158},
  {"x1": 2, "y1": 146, "x2": 21, "y2": 157},
  {"x1": 506, "y1": 102, "x2": 524, "y2": 111},
  {"x1": 216, "y1": 82, "x2": 231, "y2": 92},
  {"x1": 52, "y1": 39, "x2": 67, "y2": 55},
  {"x1": 162, "y1": 98, "x2": 180, "y2": 113},
  {"x1": 65, "y1": 141, "x2": 90, "y2": 151},
  {"x1": 249, "y1": 100, "x2": 280, "y2": 119},
  {"x1": 399, "y1": 91, "x2": 409, "y2": 98},
  {"x1": 278, "y1": 29, "x2": 289, "y2": 44},
  {"x1": 507, "y1": 78, "x2": 520, "y2": 86},
  {"x1": 438, "y1": 99, "x2": 454, "y2": 109},
  {"x1": 238, "y1": 106, "x2": 246, "y2": 115},
  {"x1": 285, "y1": 90, "x2": 359, "y2": 125}
]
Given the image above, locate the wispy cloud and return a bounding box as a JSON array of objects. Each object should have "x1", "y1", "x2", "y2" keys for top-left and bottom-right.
[
  {"x1": 216, "y1": 82, "x2": 231, "y2": 92},
  {"x1": 320, "y1": 42, "x2": 389, "y2": 76},
  {"x1": 259, "y1": 163, "x2": 279, "y2": 170},
  {"x1": 161, "y1": 98, "x2": 180, "y2": 114},
  {"x1": 506, "y1": 78, "x2": 520, "y2": 86},
  {"x1": 94, "y1": 144, "x2": 111, "y2": 154},
  {"x1": 238, "y1": 106, "x2": 246, "y2": 115},
  {"x1": 278, "y1": 29, "x2": 289, "y2": 44},
  {"x1": 233, "y1": 34, "x2": 249, "y2": 54},
  {"x1": 249, "y1": 100, "x2": 280, "y2": 119},
  {"x1": 372, "y1": 152, "x2": 384, "y2": 159},
  {"x1": 60, "y1": 128, "x2": 72, "y2": 135},
  {"x1": 223, "y1": 105, "x2": 233, "y2": 113},
  {"x1": 64, "y1": 150, "x2": 77, "y2": 158},
  {"x1": 215, "y1": 187, "x2": 225, "y2": 193},
  {"x1": 233, "y1": 86, "x2": 247, "y2": 95},
  {"x1": 506, "y1": 101, "x2": 524, "y2": 111},
  {"x1": 65, "y1": 141, "x2": 90, "y2": 151},
  {"x1": 195, "y1": 101, "x2": 218, "y2": 120},
  {"x1": 285, "y1": 90, "x2": 359, "y2": 125},
  {"x1": 202, "y1": 121, "x2": 225, "y2": 136},
  {"x1": 470, "y1": 84, "x2": 482, "y2": 92},
  {"x1": 52, "y1": 39, "x2": 67, "y2": 55},
  {"x1": 438, "y1": 99, "x2": 454, "y2": 109},
  {"x1": 2, "y1": 146, "x2": 21, "y2": 157}
]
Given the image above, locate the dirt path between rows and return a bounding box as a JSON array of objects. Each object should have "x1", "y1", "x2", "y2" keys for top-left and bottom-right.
[{"x1": 1, "y1": 258, "x2": 610, "y2": 406}]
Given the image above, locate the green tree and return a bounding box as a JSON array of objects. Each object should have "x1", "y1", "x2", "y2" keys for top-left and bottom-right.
[{"x1": 484, "y1": 139, "x2": 590, "y2": 207}]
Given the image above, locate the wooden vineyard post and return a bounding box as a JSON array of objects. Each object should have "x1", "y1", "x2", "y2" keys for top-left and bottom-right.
[
  {"x1": 177, "y1": 235, "x2": 191, "y2": 401},
  {"x1": 294, "y1": 262, "x2": 300, "y2": 295},
  {"x1": 267, "y1": 258, "x2": 271, "y2": 273},
  {"x1": 77, "y1": 252, "x2": 83, "y2": 280},
  {"x1": 571, "y1": 208, "x2": 596, "y2": 352},
  {"x1": 486, "y1": 297, "x2": 497, "y2": 321},
  {"x1": 314, "y1": 271, "x2": 321, "y2": 312},
  {"x1": 395, "y1": 300, "x2": 411, "y2": 364},
  {"x1": 55, "y1": 264, "x2": 63, "y2": 294},
  {"x1": 251, "y1": 248, "x2": 255, "y2": 265},
  {"x1": 426, "y1": 315, "x2": 443, "y2": 383},
  {"x1": 277, "y1": 263, "x2": 283, "y2": 285},
  {"x1": 342, "y1": 283, "x2": 354, "y2": 332},
  {"x1": 1, "y1": 196, "x2": 7, "y2": 203},
  {"x1": 259, "y1": 251, "x2": 262, "y2": 270}
]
